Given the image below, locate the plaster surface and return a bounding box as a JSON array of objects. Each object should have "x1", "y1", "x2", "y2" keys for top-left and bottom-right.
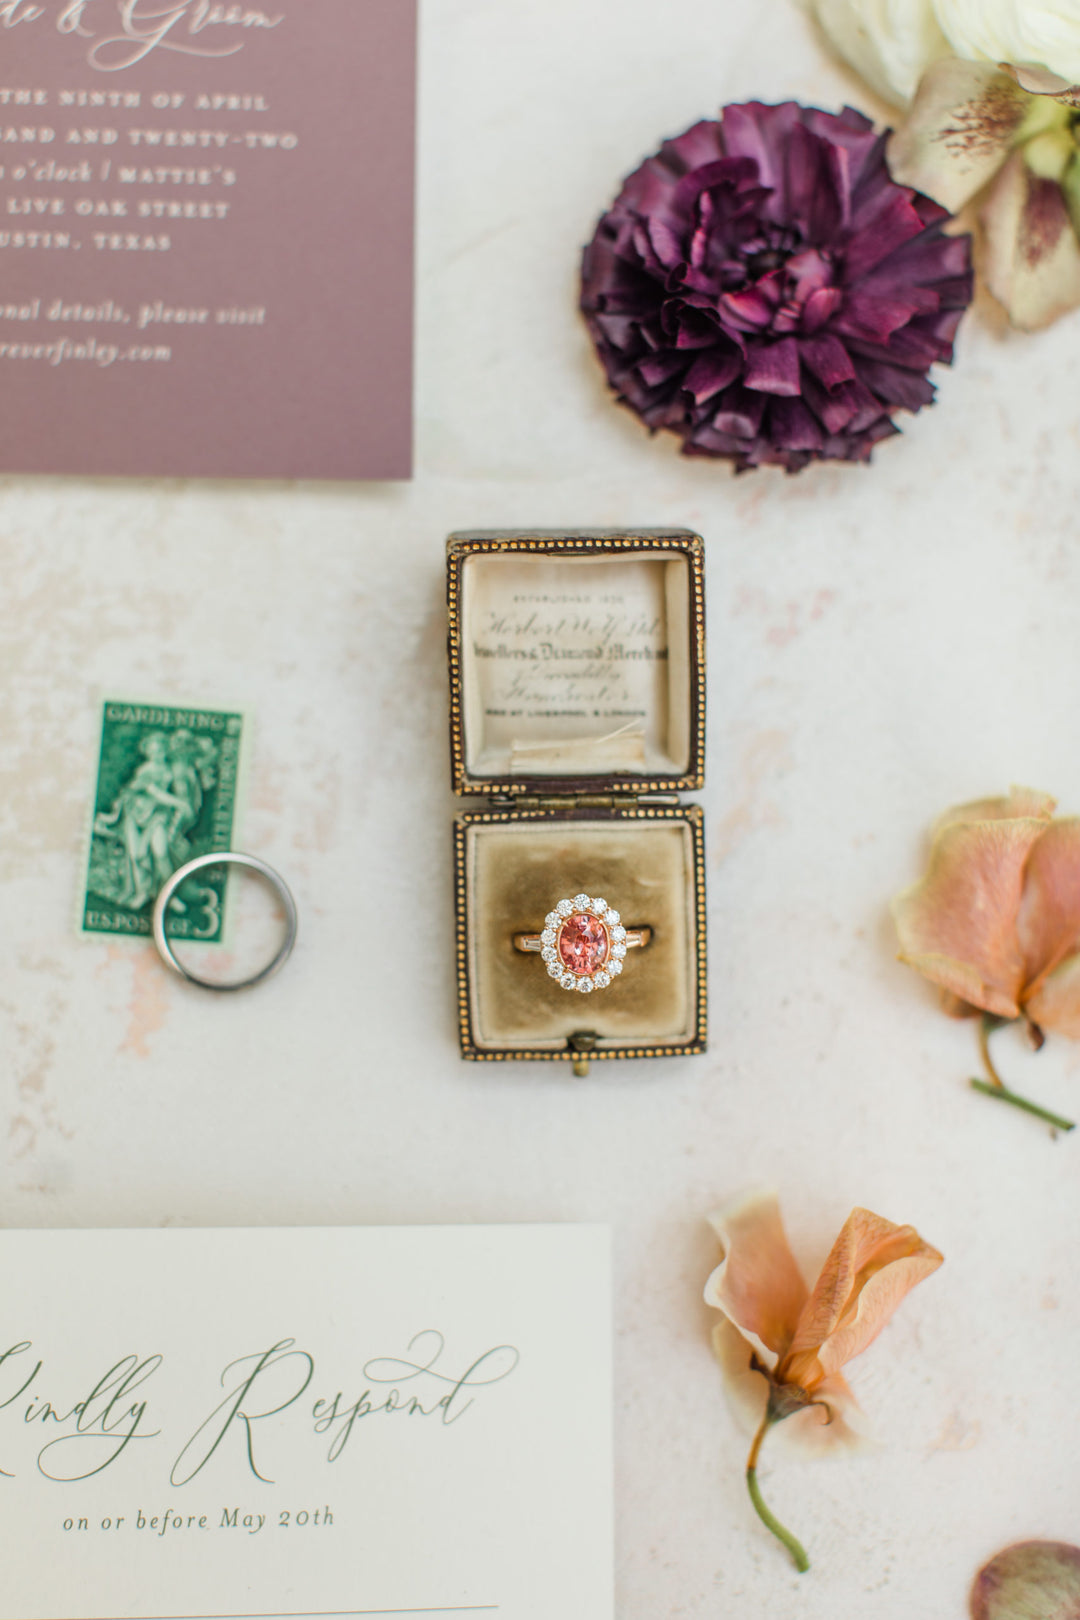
[{"x1": 2, "y1": 1, "x2": 1079, "y2": 1614}]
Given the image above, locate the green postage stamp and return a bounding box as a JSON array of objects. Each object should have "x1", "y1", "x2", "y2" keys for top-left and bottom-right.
[{"x1": 82, "y1": 700, "x2": 246, "y2": 942}]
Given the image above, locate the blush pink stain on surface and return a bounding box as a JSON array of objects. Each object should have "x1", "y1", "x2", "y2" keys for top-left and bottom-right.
[
  {"x1": 120, "y1": 947, "x2": 170, "y2": 1059},
  {"x1": 558, "y1": 914, "x2": 610, "y2": 976}
]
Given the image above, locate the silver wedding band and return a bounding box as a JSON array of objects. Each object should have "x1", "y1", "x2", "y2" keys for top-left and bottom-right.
[{"x1": 151, "y1": 851, "x2": 298, "y2": 992}]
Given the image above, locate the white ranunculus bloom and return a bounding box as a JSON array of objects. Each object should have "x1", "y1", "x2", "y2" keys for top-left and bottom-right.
[
  {"x1": 808, "y1": 0, "x2": 951, "y2": 104},
  {"x1": 934, "y1": 0, "x2": 1080, "y2": 88},
  {"x1": 809, "y1": 0, "x2": 1080, "y2": 103}
]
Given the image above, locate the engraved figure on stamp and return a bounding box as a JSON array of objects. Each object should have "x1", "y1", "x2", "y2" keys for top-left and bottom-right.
[{"x1": 91, "y1": 729, "x2": 217, "y2": 911}]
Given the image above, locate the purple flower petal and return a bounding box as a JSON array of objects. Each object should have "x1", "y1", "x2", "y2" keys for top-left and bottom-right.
[
  {"x1": 592, "y1": 313, "x2": 642, "y2": 349},
  {"x1": 684, "y1": 348, "x2": 743, "y2": 403},
  {"x1": 843, "y1": 186, "x2": 928, "y2": 282},
  {"x1": 719, "y1": 287, "x2": 777, "y2": 331},
  {"x1": 647, "y1": 216, "x2": 686, "y2": 270},
  {"x1": 870, "y1": 229, "x2": 973, "y2": 287},
  {"x1": 785, "y1": 122, "x2": 851, "y2": 244},
  {"x1": 743, "y1": 336, "x2": 801, "y2": 395},
  {"x1": 719, "y1": 101, "x2": 804, "y2": 222},
  {"x1": 846, "y1": 328, "x2": 944, "y2": 370},
  {"x1": 660, "y1": 119, "x2": 725, "y2": 176},
  {"x1": 855, "y1": 356, "x2": 937, "y2": 411},
  {"x1": 786, "y1": 247, "x2": 832, "y2": 297},
  {"x1": 768, "y1": 395, "x2": 825, "y2": 451},
  {"x1": 802, "y1": 371, "x2": 860, "y2": 433},
  {"x1": 801, "y1": 286, "x2": 845, "y2": 331},
  {"x1": 799, "y1": 333, "x2": 857, "y2": 389},
  {"x1": 833, "y1": 287, "x2": 938, "y2": 344},
  {"x1": 637, "y1": 352, "x2": 691, "y2": 388},
  {"x1": 711, "y1": 385, "x2": 767, "y2": 439},
  {"x1": 664, "y1": 300, "x2": 723, "y2": 348}
]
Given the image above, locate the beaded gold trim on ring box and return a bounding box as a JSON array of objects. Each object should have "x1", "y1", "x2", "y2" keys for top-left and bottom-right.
[
  {"x1": 446, "y1": 529, "x2": 706, "y2": 799},
  {"x1": 453, "y1": 803, "x2": 707, "y2": 1065}
]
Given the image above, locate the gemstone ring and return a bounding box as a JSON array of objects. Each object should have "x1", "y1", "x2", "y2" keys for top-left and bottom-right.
[{"x1": 513, "y1": 894, "x2": 651, "y2": 994}]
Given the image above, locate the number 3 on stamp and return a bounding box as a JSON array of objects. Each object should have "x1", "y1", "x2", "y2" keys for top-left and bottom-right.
[{"x1": 81, "y1": 700, "x2": 245, "y2": 943}]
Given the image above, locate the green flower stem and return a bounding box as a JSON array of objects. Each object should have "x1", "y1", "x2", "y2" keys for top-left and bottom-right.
[
  {"x1": 745, "y1": 1412, "x2": 810, "y2": 1574},
  {"x1": 972, "y1": 1014, "x2": 1075, "y2": 1133},
  {"x1": 977, "y1": 1014, "x2": 1008, "y2": 1089},
  {"x1": 969, "y1": 1079, "x2": 1075, "y2": 1132}
]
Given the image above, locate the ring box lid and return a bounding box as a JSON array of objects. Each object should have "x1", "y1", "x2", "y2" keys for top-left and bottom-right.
[{"x1": 448, "y1": 529, "x2": 705, "y2": 797}]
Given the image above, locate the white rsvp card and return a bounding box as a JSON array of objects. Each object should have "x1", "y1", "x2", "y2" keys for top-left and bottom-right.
[{"x1": 0, "y1": 1225, "x2": 613, "y2": 1620}]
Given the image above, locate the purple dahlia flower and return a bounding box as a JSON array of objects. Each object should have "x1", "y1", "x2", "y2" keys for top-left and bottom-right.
[{"x1": 580, "y1": 101, "x2": 974, "y2": 472}]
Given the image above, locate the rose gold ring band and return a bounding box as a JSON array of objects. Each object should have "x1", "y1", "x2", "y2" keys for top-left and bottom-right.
[{"x1": 514, "y1": 927, "x2": 651, "y2": 952}]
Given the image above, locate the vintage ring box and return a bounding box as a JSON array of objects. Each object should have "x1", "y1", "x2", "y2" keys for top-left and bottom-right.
[{"x1": 448, "y1": 529, "x2": 707, "y2": 1073}]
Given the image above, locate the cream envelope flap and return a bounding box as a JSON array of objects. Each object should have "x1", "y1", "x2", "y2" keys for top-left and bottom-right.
[{"x1": 0, "y1": 1225, "x2": 613, "y2": 1620}]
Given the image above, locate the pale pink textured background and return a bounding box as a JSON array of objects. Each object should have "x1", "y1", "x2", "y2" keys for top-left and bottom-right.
[{"x1": 1, "y1": 1, "x2": 1078, "y2": 1616}]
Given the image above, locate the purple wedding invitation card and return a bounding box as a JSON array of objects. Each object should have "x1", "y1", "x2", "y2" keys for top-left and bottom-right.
[{"x1": 0, "y1": 0, "x2": 415, "y2": 478}]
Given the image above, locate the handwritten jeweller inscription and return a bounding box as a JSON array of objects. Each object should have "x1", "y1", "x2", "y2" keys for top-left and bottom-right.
[{"x1": 468, "y1": 559, "x2": 675, "y2": 773}]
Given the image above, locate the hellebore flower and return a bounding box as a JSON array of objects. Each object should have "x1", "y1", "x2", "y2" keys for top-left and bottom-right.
[
  {"x1": 971, "y1": 1541, "x2": 1080, "y2": 1620},
  {"x1": 893, "y1": 786, "x2": 1080, "y2": 1130},
  {"x1": 801, "y1": 0, "x2": 1080, "y2": 326},
  {"x1": 888, "y1": 57, "x2": 1080, "y2": 330},
  {"x1": 704, "y1": 1190, "x2": 943, "y2": 1571},
  {"x1": 580, "y1": 101, "x2": 973, "y2": 472}
]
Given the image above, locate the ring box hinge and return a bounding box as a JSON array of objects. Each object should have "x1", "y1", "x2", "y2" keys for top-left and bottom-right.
[{"x1": 486, "y1": 793, "x2": 682, "y2": 810}]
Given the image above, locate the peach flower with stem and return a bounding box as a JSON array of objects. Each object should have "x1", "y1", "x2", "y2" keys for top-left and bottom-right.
[
  {"x1": 893, "y1": 786, "x2": 1079, "y2": 1132},
  {"x1": 705, "y1": 1191, "x2": 943, "y2": 1571}
]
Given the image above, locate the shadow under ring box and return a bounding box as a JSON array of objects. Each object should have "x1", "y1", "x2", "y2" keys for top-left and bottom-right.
[{"x1": 448, "y1": 529, "x2": 707, "y2": 1073}]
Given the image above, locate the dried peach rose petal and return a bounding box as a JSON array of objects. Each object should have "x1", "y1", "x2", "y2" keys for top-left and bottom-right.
[{"x1": 971, "y1": 1541, "x2": 1080, "y2": 1620}]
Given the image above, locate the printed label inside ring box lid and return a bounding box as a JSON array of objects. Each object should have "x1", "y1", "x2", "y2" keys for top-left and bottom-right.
[{"x1": 461, "y1": 552, "x2": 692, "y2": 779}]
